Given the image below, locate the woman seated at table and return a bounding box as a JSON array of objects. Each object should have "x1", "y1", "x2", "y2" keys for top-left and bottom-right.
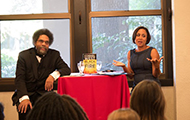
[{"x1": 113, "y1": 26, "x2": 163, "y2": 92}]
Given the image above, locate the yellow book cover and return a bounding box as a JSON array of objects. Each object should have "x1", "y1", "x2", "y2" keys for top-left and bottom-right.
[{"x1": 83, "y1": 53, "x2": 97, "y2": 74}]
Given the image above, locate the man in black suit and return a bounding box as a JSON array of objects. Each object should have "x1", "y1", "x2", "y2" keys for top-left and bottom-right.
[{"x1": 12, "y1": 28, "x2": 71, "y2": 120}]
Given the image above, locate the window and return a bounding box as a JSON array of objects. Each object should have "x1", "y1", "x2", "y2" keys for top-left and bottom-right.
[
  {"x1": 0, "y1": 0, "x2": 68, "y2": 14},
  {"x1": 89, "y1": 0, "x2": 173, "y2": 82},
  {"x1": 91, "y1": 0, "x2": 162, "y2": 71},
  {"x1": 91, "y1": 16, "x2": 162, "y2": 71},
  {"x1": 0, "y1": 0, "x2": 70, "y2": 79},
  {"x1": 91, "y1": 0, "x2": 161, "y2": 11}
]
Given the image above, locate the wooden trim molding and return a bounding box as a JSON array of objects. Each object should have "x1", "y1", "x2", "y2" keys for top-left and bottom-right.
[
  {"x1": 89, "y1": 10, "x2": 162, "y2": 18},
  {"x1": 0, "y1": 13, "x2": 71, "y2": 20}
]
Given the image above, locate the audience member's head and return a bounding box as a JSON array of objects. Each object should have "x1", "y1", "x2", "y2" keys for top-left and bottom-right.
[
  {"x1": 26, "y1": 91, "x2": 89, "y2": 120},
  {"x1": 61, "y1": 94, "x2": 89, "y2": 120},
  {"x1": 0, "y1": 102, "x2": 4, "y2": 120},
  {"x1": 130, "y1": 80, "x2": 166, "y2": 120},
  {"x1": 107, "y1": 108, "x2": 140, "y2": 120}
]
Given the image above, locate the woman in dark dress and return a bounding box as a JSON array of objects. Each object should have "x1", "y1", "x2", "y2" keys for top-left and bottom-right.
[{"x1": 113, "y1": 26, "x2": 163, "y2": 92}]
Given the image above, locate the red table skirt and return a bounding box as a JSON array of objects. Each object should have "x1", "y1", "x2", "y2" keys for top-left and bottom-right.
[{"x1": 57, "y1": 74, "x2": 130, "y2": 120}]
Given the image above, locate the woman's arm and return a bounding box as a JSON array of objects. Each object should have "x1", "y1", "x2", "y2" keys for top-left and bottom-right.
[{"x1": 113, "y1": 51, "x2": 134, "y2": 78}]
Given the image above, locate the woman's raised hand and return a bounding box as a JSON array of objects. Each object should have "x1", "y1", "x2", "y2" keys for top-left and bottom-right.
[
  {"x1": 147, "y1": 56, "x2": 164, "y2": 68},
  {"x1": 112, "y1": 60, "x2": 125, "y2": 67}
]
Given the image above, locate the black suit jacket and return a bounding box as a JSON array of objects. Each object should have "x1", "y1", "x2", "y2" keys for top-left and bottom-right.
[{"x1": 12, "y1": 47, "x2": 71, "y2": 105}]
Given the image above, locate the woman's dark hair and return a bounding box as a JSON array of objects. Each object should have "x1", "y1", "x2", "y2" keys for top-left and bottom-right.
[
  {"x1": 130, "y1": 80, "x2": 166, "y2": 120},
  {"x1": 26, "y1": 92, "x2": 89, "y2": 120},
  {"x1": 32, "y1": 28, "x2": 54, "y2": 46},
  {"x1": 0, "y1": 102, "x2": 4, "y2": 120},
  {"x1": 61, "y1": 94, "x2": 89, "y2": 120},
  {"x1": 132, "y1": 26, "x2": 151, "y2": 44}
]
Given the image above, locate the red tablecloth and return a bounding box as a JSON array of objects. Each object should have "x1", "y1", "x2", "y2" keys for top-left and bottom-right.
[{"x1": 57, "y1": 74, "x2": 130, "y2": 120}]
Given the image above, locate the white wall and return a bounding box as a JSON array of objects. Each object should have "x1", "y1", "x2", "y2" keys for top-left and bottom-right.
[
  {"x1": 172, "y1": 0, "x2": 190, "y2": 119},
  {"x1": 0, "y1": 92, "x2": 18, "y2": 120},
  {"x1": 162, "y1": 87, "x2": 175, "y2": 120}
]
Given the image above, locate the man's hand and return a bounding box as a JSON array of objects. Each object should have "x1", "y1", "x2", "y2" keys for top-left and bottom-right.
[
  {"x1": 45, "y1": 75, "x2": 54, "y2": 91},
  {"x1": 18, "y1": 99, "x2": 32, "y2": 113}
]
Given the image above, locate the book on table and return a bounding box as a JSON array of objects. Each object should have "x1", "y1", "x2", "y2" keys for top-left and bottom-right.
[{"x1": 82, "y1": 53, "x2": 97, "y2": 74}]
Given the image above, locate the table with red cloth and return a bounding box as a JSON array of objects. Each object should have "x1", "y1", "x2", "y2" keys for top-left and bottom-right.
[{"x1": 57, "y1": 74, "x2": 130, "y2": 120}]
